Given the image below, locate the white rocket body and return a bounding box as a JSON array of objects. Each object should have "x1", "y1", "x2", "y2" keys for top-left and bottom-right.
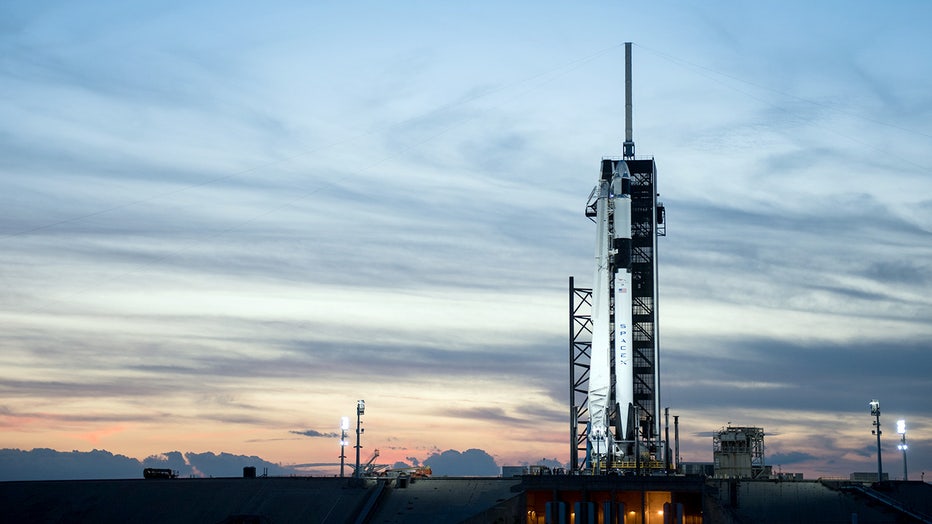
[
  {"x1": 587, "y1": 179, "x2": 613, "y2": 455},
  {"x1": 587, "y1": 160, "x2": 634, "y2": 460},
  {"x1": 612, "y1": 163, "x2": 634, "y2": 446}
]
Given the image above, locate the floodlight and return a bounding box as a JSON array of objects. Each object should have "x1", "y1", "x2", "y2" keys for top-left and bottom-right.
[
  {"x1": 357, "y1": 400, "x2": 366, "y2": 415},
  {"x1": 896, "y1": 418, "x2": 909, "y2": 480},
  {"x1": 338, "y1": 415, "x2": 350, "y2": 478},
  {"x1": 869, "y1": 400, "x2": 880, "y2": 415}
]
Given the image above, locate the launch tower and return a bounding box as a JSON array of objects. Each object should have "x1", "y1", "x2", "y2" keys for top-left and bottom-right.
[{"x1": 569, "y1": 43, "x2": 666, "y2": 473}]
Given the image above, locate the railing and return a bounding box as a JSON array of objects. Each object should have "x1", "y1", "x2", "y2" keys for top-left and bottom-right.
[
  {"x1": 591, "y1": 459, "x2": 667, "y2": 471},
  {"x1": 843, "y1": 484, "x2": 932, "y2": 524}
]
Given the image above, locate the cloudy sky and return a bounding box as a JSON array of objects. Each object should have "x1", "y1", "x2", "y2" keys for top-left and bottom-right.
[{"x1": 2, "y1": 1, "x2": 930, "y2": 480}]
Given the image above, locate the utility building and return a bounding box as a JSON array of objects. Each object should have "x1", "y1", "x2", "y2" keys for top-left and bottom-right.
[{"x1": 713, "y1": 426, "x2": 768, "y2": 479}]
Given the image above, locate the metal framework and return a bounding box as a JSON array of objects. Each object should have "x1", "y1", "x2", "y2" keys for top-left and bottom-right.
[
  {"x1": 569, "y1": 158, "x2": 665, "y2": 473},
  {"x1": 569, "y1": 276, "x2": 593, "y2": 472},
  {"x1": 628, "y1": 158, "x2": 663, "y2": 449}
]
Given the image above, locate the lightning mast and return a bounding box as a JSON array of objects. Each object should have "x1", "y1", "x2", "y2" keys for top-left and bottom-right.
[{"x1": 569, "y1": 42, "x2": 666, "y2": 473}]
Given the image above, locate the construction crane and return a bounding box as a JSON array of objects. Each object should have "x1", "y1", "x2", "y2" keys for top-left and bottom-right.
[
  {"x1": 381, "y1": 466, "x2": 432, "y2": 479},
  {"x1": 352, "y1": 449, "x2": 389, "y2": 477}
]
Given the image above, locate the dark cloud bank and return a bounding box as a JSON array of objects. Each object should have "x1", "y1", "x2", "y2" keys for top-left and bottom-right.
[
  {"x1": 0, "y1": 449, "x2": 300, "y2": 481},
  {"x1": 0, "y1": 447, "x2": 504, "y2": 481}
]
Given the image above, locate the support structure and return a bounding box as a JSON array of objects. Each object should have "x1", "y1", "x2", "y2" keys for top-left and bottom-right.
[
  {"x1": 674, "y1": 415, "x2": 680, "y2": 472},
  {"x1": 354, "y1": 400, "x2": 365, "y2": 478},
  {"x1": 569, "y1": 277, "x2": 593, "y2": 472},
  {"x1": 897, "y1": 419, "x2": 908, "y2": 481},
  {"x1": 627, "y1": 156, "x2": 664, "y2": 451},
  {"x1": 339, "y1": 416, "x2": 349, "y2": 478},
  {"x1": 871, "y1": 399, "x2": 883, "y2": 483}
]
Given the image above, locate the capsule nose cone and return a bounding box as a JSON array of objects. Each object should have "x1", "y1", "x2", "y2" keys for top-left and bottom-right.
[{"x1": 611, "y1": 161, "x2": 631, "y2": 197}]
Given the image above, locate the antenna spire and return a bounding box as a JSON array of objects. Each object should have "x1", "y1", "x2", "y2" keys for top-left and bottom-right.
[{"x1": 623, "y1": 42, "x2": 635, "y2": 159}]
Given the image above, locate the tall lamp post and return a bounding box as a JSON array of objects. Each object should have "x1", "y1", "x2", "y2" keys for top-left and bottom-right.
[
  {"x1": 897, "y1": 419, "x2": 908, "y2": 481},
  {"x1": 354, "y1": 400, "x2": 365, "y2": 478},
  {"x1": 870, "y1": 400, "x2": 883, "y2": 482},
  {"x1": 339, "y1": 416, "x2": 349, "y2": 478}
]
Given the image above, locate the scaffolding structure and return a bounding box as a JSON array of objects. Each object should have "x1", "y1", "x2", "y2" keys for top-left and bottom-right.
[{"x1": 568, "y1": 277, "x2": 592, "y2": 472}]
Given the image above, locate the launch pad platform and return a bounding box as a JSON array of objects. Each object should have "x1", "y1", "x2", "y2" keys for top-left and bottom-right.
[{"x1": 3, "y1": 473, "x2": 930, "y2": 523}]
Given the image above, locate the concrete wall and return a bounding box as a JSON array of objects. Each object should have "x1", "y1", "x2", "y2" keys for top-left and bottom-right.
[
  {"x1": 708, "y1": 479, "x2": 901, "y2": 524},
  {"x1": 0, "y1": 477, "x2": 374, "y2": 524},
  {"x1": 366, "y1": 477, "x2": 523, "y2": 523}
]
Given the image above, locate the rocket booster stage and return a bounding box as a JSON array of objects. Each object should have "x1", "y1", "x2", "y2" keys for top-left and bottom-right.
[{"x1": 587, "y1": 159, "x2": 635, "y2": 460}]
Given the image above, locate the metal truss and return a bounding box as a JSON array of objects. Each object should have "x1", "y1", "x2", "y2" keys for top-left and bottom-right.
[{"x1": 569, "y1": 276, "x2": 592, "y2": 472}]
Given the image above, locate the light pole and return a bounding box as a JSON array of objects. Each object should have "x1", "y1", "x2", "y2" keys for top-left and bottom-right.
[
  {"x1": 870, "y1": 400, "x2": 883, "y2": 482},
  {"x1": 339, "y1": 416, "x2": 349, "y2": 478},
  {"x1": 897, "y1": 419, "x2": 908, "y2": 481},
  {"x1": 354, "y1": 400, "x2": 365, "y2": 478}
]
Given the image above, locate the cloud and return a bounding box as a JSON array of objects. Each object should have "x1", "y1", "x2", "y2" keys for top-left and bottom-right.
[
  {"x1": 664, "y1": 336, "x2": 932, "y2": 414},
  {"x1": 180, "y1": 451, "x2": 296, "y2": 478},
  {"x1": 423, "y1": 449, "x2": 498, "y2": 477},
  {"x1": 446, "y1": 407, "x2": 517, "y2": 424},
  {"x1": 768, "y1": 451, "x2": 817, "y2": 465},
  {"x1": 444, "y1": 404, "x2": 567, "y2": 429},
  {"x1": 0, "y1": 448, "x2": 140, "y2": 481},
  {"x1": 291, "y1": 430, "x2": 339, "y2": 439},
  {"x1": 861, "y1": 260, "x2": 930, "y2": 286},
  {"x1": 5, "y1": 447, "x2": 310, "y2": 481},
  {"x1": 0, "y1": 448, "x2": 302, "y2": 481}
]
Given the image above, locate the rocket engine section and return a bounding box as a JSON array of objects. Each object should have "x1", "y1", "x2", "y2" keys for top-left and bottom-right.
[{"x1": 587, "y1": 159, "x2": 636, "y2": 466}]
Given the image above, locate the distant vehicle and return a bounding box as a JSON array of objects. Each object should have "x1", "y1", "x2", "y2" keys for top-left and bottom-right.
[{"x1": 143, "y1": 468, "x2": 178, "y2": 479}]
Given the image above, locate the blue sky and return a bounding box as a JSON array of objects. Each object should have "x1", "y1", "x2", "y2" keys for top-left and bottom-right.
[{"x1": 1, "y1": 1, "x2": 930, "y2": 479}]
